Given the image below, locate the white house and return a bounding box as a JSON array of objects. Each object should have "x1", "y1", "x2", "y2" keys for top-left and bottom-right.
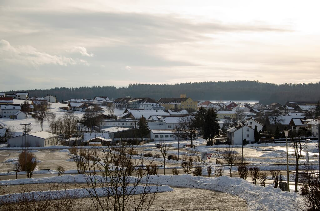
[
  {"x1": 227, "y1": 125, "x2": 255, "y2": 145},
  {"x1": 245, "y1": 118, "x2": 263, "y2": 132},
  {"x1": 15, "y1": 93, "x2": 28, "y2": 100},
  {"x1": 7, "y1": 132, "x2": 58, "y2": 147},
  {"x1": 0, "y1": 104, "x2": 21, "y2": 118},
  {"x1": 44, "y1": 95, "x2": 57, "y2": 103},
  {"x1": 83, "y1": 132, "x2": 112, "y2": 145},
  {"x1": 150, "y1": 130, "x2": 176, "y2": 142},
  {"x1": 101, "y1": 119, "x2": 137, "y2": 128}
]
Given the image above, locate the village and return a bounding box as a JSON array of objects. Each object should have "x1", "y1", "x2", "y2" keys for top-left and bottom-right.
[{"x1": 0, "y1": 92, "x2": 319, "y2": 210}]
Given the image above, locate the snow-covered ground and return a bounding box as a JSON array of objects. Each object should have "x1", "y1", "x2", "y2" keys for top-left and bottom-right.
[{"x1": 0, "y1": 174, "x2": 305, "y2": 210}]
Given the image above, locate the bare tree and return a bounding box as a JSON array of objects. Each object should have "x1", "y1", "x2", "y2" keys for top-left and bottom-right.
[
  {"x1": 73, "y1": 145, "x2": 158, "y2": 210},
  {"x1": 222, "y1": 147, "x2": 241, "y2": 177},
  {"x1": 159, "y1": 143, "x2": 169, "y2": 175}
]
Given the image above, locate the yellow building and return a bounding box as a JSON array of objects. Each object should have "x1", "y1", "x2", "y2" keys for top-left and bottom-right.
[{"x1": 158, "y1": 96, "x2": 198, "y2": 111}]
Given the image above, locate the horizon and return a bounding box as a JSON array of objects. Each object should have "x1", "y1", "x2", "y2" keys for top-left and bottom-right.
[
  {"x1": 2, "y1": 80, "x2": 320, "y2": 93},
  {"x1": 1, "y1": 1, "x2": 320, "y2": 91}
]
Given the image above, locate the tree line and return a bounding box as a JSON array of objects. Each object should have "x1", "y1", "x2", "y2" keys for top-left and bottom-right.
[{"x1": 6, "y1": 80, "x2": 320, "y2": 104}]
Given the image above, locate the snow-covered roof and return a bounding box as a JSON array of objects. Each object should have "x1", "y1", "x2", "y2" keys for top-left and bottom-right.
[
  {"x1": 83, "y1": 132, "x2": 111, "y2": 142},
  {"x1": 163, "y1": 117, "x2": 181, "y2": 124},
  {"x1": 217, "y1": 111, "x2": 236, "y2": 114},
  {"x1": 126, "y1": 109, "x2": 169, "y2": 119},
  {"x1": 299, "y1": 105, "x2": 315, "y2": 111},
  {"x1": 151, "y1": 130, "x2": 175, "y2": 134},
  {"x1": 69, "y1": 102, "x2": 83, "y2": 108},
  {"x1": 168, "y1": 110, "x2": 188, "y2": 115},
  {"x1": 0, "y1": 105, "x2": 21, "y2": 110},
  {"x1": 29, "y1": 131, "x2": 57, "y2": 139},
  {"x1": 292, "y1": 119, "x2": 304, "y2": 126}
]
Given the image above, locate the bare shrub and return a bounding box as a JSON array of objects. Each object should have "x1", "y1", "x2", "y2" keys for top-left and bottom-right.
[
  {"x1": 168, "y1": 154, "x2": 178, "y2": 160},
  {"x1": 259, "y1": 172, "x2": 267, "y2": 187},
  {"x1": 270, "y1": 170, "x2": 280, "y2": 188},
  {"x1": 172, "y1": 167, "x2": 179, "y2": 175},
  {"x1": 214, "y1": 167, "x2": 223, "y2": 177},
  {"x1": 238, "y1": 163, "x2": 248, "y2": 180},
  {"x1": 181, "y1": 157, "x2": 193, "y2": 174},
  {"x1": 57, "y1": 166, "x2": 65, "y2": 176},
  {"x1": 193, "y1": 166, "x2": 202, "y2": 176},
  {"x1": 143, "y1": 152, "x2": 153, "y2": 157},
  {"x1": 18, "y1": 150, "x2": 37, "y2": 178},
  {"x1": 249, "y1": 167, "x2": 260, "y2": 185},
  {"x1": 207, "y1": 166, "x2": 212, "y2": 177}
]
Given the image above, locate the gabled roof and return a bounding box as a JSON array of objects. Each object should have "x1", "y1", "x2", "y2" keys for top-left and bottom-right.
[{"x1": 83, "y1": 132, "x2": 111, "y2": 142}]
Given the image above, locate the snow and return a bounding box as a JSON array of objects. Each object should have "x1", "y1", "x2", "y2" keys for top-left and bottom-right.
[
  {"x1": 0, "y1": 185, "x2": 171, "y2": 204},
  {"x1": 0, "y1": 174, "x2": 304, "y2": 210}
]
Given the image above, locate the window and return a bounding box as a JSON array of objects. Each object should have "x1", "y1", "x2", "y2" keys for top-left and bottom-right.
[
  {"x1": 168, "y1": 125, "x2": 172, "y2": 128},
  {"x1": 165, "y1": 135, "x2": 168, "y2": 138},
  {"x1": 160, "y1": 135, "x2": 163, "y2": 138},
  {"x1": 247, "y1": 128, "x2": 249, "y2": 132},
  {"x1": 247, "y1": 134, "x2": 249, "y2": 138},
  {"x1": 155, "y1": 135, "x2": 159, "y2": 138}
]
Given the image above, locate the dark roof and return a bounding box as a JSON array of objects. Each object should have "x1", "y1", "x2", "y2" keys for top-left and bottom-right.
[{"x1": 158, "y1": 98, "x2": 188, "y2": 103}]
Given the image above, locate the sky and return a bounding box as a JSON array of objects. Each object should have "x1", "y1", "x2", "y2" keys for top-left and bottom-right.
[{"x1": 1, "y1": 0, "x2": 320, "y2": 91}]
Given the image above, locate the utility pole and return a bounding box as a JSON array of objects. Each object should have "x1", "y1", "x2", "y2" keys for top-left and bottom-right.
[
  {"x1": 20, "y1": 123, "x2": 31, "y2": 176},
  {"x1": 284, "y1": 129, "x2": 290, "y2": 192}
]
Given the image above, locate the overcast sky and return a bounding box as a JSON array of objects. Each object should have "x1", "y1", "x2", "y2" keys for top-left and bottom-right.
[{"x1": 1, "y1": 0, "x2": 320, "y2": 91}]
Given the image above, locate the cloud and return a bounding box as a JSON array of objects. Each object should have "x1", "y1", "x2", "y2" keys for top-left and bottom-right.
[
  {"x1": 69, "y1": 46, "x2": 94, "y2": 57},
  {"x1": 0, "y1": 40, "x2": 87, "y2": 66},
  {"x1": 125, "y1": 66, "x2": 131, "y2": 71}
]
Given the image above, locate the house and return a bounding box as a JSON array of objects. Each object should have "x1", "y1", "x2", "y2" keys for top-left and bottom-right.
[
  {"x1": 227, "y1": 125, "x2": 255, "y2": 145},
  {"x1": 217, "y1": 111, "x2": 237, "y2": 120},
  {"x1": 100, "y1": 119, "x2": 137, "y2": 128},
  {"x1": 0, "y1": 93, "x2": 5, "y2": 98},
  {"x1": 44, "y1": 95, "x2": 57, "y2": 103},
  {"x1": 225, "y1": 102, "x2": 238, "y2": 110},
  {"x1": 93, "y1": 97, "x2": 113, "y2": 105},
  {"x1": 15, "y1": 92, "x2": 29, "y2": 100},
  {"x1": 245, "y1": 118, "x2": 263, "y2": 132},
  {"x1": 83, "y1": 132, "x2": 112, "y2": 145},
  {"x1": 69, "y1": 102, "x2": 85, "y2": 111},
  {"x1": 0, "y1": 97, "x2": 14, "y2": 105},
  {"x1": 158, "y1": 95, "x2": 198, "y2": 111},
  {"x1": 7, "y1": 132, "x2": 58, "y2": 147},
  {"x1": 0, "y1": 104, "x2": 21, "y2": 118},
  {"x1": 150, "y1": 130, "x2": 176, "y2": 142},
  {"x1": 120, "y1": 109, "x2": 170, "y2": 120},
  {"x1": 148, "y1": 116, "x2": 181, "y2": 130}
]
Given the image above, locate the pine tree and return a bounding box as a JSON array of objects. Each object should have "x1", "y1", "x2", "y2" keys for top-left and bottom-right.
[
  {"x1": 203, "y1": 108, "x2": 220, "y2": 142},
  {"x1": 138, "y1": 116, "x2": 149, "y2": 140}
]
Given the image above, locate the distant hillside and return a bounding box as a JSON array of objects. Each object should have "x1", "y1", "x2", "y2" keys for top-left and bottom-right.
[{"x1": 6, "y1": 81, "x2": 320, "y2": 104}]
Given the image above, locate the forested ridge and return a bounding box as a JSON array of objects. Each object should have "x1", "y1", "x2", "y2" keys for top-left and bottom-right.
[{"x1": 7, "y1": 81, "x2": 320, "y2": 104}]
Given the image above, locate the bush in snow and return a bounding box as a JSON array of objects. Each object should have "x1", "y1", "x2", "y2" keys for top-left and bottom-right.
[
  {"x1": 207, "y1": 166, "x2": 212, "y2": 177},
  {"x1": 57, "y1": 166, "x2": 65, "y2": 176},
  {"x1": 249, "y1": 167, "x2": 260, "y2": 185},
  {"x1": 237, "y1": 163, "x2": 248, "y2": 180},
  {"x1": 172, "y1": 167, "x2": 179, "y2": 175},
  {"x1": 193, "y1": 166, "x2": 202, "y2": 176}
]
